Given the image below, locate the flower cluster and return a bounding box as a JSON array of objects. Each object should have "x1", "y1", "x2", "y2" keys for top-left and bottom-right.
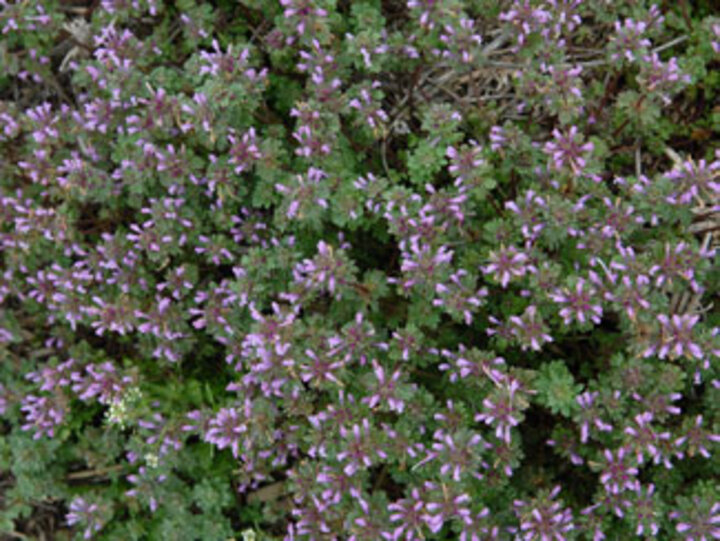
[
  {"x1": 1, "y1": 1, "x2": 719, "y2": 540},
  {"x1": 66, "y1": 497, "x2": 109, "y2": 540}
]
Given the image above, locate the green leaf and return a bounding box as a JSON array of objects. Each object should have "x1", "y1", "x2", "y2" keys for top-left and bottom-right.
[{"x1": 535, "y1": 361, "x2": 583, "y2": 417}]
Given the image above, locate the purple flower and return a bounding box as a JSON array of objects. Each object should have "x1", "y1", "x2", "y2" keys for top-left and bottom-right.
[
  {"x1": 138, "y1": 412, "x2": 183, "y2": 458},
  {"x1": 543, "y1": 64, "x2": 585, "y2": 116},
  {"x1": 631, "y1": 391, "x2": 682, "y2": 419},
  {"x1": 583, "y1": 490, "x2": 631, "y2": 523},
  {"x1": 155, "y1": 144, "x2": 193, "y2": 181},
  {"x1": 549, "y1": 277, "x2": 603, "y2": 326},
  {"x1": 623, "y1": 412, "x2": 673, "y2": 468},
  {"x1": 597, "y1": 448, "x2": 639, "y2": 495},
  {"x1": 66, "y1": 497, "x2": 106, "y2": 539},
  {"x1": 547, "y1": 430, "x2": 585, "y2": 466},
  {"x1": 543, "y1": 126, "x2": 594, "y2": 177},
  {"x1": 290, "y1": 106, "x2": 333, "y2": 157},
  {"x1": 385, "y1": 487, "x2": 428, "y2": 540},
  {"x1": 188, "y1": 283, "x2": 239, "y2": 335},
  {"x1": 423, "y1": 483, "x2": 471, "y2": 532},
  {"x1": 316, "y1": 464, "x2": 357, "y2": 507},
  {"x1": 275, "y1": 167, "x2": 330, "y2": 220},
  {"x1": 280, "y1": 0, "x2": 328, "y2": 37},
  {"x1": 349, "y1": 82, "x2": 389, "y2": 132},
  {"x1": 433, "y1": 269, "x2": 487, "y2": 325},
  {"x1": 437, "y1": 18, "x2": 483, "y2": 65},
  {"x1": 505, "y1": 189, "x2": 547, "y2": 241},
  {"x1": 499, "y1": 1, "x2": 552, "y2": 48},
  {"x1": 84, "y1": 296, "x2": 136, "y2": 336},
  {"x1": 198, "y1": 39, "x2": 266, "y2": 82},
  {"x1": 362, "y1": 360, "x2": 406, "y2": 413},
  {"x1": 290, "y1": 495, "x2": 337, "y2": 537},
  {"x1": 194, "y1": 235, "x2": 235, "y2": 266},
  {"x1": 26, "y1": 358, "x2": 75, "y2": 392},
  {"x1": 670, "y1": 500, "x2": 720, "y2": 540},
  {"x1": 388, "y1": 328, "x2": 422, "y2": 364},
  {"x1": 575, "y1": 391, "x2": 613, "y2": 443},
  {"x1": 227, "y1": 127, "x2": 262, "y2": 174},
  {"x1": 293, "y1": 240, "x2": 354, "y2": 299},
  {"x1": 326, "y1": 311, "x2": 381, "y2": 366},
  {"x1": 71, "y1": 362, "x2": 134, "y2": 405},
  {"x1": 337, "y1": 418, "x2": 375, "y2": 477},
  {"x1": 407, "y1": 0, "x2": 443, "y2": 30},
  {"x1": 446, "y1": 140, "x2": 485, "y2": 185},
  {"x1": 475, "y1": 376, "x2": 529, "y2": 444},
  {"x1": 638, "y1": 53, "x2": 691, "y2": 104},
  {"x1": 135, "y1": 297, "x2": 177, "y2": 338},
  {"x1": 24, "y1": 102, "x2": 59, "y2": 144},
  {"x1": 642, "y1": 313, "x2": 704, "y2": 361},
  {"x1": 179, "y1": 12, "x2": 209, "y2": 41},
  {"x1": 482, "y1": 244, "x2": 536, "y2": 288},
  {"x1": 649, "y1": 241, "x2": 712, "y2": 293},
  {"x1": 630, "y1": 484, "x2": 660, "y2": 537},
  {"x1": 437, "y1": 346, "x2": 505, "y2": 383},
  {"x1": 674, "y1": 415, "x2": 720, "y2": 459},
  {"x1": 126, "y1": 86, "x2": 179, "y2": 132},
  {"x1": 350, "y1": 503, "x2": 393, "y2": 540},
  {"x1": 126, "y1": 466, "x2": 167, "y2": 513},
  {"x1": 609, "y1": 18, "x2": 652, "y2": 63},
  {"x1": 204, "y1": 407, "x2": 249, "y2": 459},
  {"x1": 413, "y1": 428, "x2": 488, "y2": 482},
  {"x1": 396, "y1": 239, "x2": 454, "y2": 292},
  {"x1": 513, "y1": 486, "x2": 575, "y2": 541},
  {"x1": 664, "y1": 156, "x2": 720, "y2": 206},
  {"x1": 603, "y1": 275, "x2": 651, "y2": 322},
  {"x1": 299, "y1": 348, "x2": 344, "y2": 388},
  {"x1": 489, "y1": 125, "x2": 508, "y2": 151},
  {"x1": 21, "y1": 394, "x2": 66, "y2": 439},
  {"x1": 458, "y1": 507, "x2": 499, "y2": 540},
  {"x1": 712, "y1": 23, "x2": 720, "y2": 54},
  {"x1": 508, "y1": 305, "x2": 554, "y2": 352},
  {"x1": 0, "y1": 384, "x2": 7, "y2": 415}
]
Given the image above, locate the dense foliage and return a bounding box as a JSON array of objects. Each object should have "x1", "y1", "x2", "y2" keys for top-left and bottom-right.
[{"x1": 1, "y1": 0, "x2": 720, "y2": 539}]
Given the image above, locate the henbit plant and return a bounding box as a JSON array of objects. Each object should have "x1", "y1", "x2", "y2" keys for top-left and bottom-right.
[{"x1": 1, "y1": 0, "x2": 719, "y2": 540}]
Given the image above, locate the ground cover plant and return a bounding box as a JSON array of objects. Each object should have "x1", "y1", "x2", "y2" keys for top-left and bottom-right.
[{"x1": 1, "y1": 0, "x2": 720, "y2": 539}]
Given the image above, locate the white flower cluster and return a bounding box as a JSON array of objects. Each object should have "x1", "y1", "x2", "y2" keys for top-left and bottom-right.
[
  {"x1": 240, "y1": 529, "x2": 257, "y2": 541},
  {"x1": 104, "y1": 386, "x2": 142, "y2": 429},
  {"x1": 144, "y1": 452, "x2": 159, "y2": 468}
]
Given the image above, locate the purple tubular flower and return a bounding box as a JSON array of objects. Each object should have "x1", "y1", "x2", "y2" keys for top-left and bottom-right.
[
  {"x1": 337, "y1": 418, "x2": 375, "y2": 477},
  {"x1": 280, "y1": 0, "x2": 328, "y2": 36},
  {"x1": 598, "y1": 448, "x2": 639, "y2": 495},
  {"x1": 508, "y1": 305, "x2": 553, "y2": 352},
  {"x1": 543, "y1": 126, "x2": 594, "y2": 177},
  {"x1": 623, "y1": 412, "x2": 672, "y2": 468},
  {"x1": 362, "y1": 359, "x2": 406, "y2": 413},
  {"x1": 575, "y1": 391, "x2": 613, "y2": 443},
  {"x1": 66, "y1": 497, "x2": 106, "y2": 539},
  {"x1": 26, "y1": 359, "x2": 75, "y2": 392},
  {"x1": 643, "y1": 313, "x2": 703, "y2": 361},
  {"x1": 204, "y1": 407, "x2": 248, "y2": 459},
  {"x1": 475, "y1": 376, "x2": 529, "y2": 444},
  {"x1": 385, "y1": 487, "x2": 428, "y2": 540},
  {"x1": 549, "y1": 277, "x2": 603, "y2": 326},
  {"x1": 513, "y1": 486, "x2": 575, "y2": 541},
  {"x1": 71, "y1": 362, "x2": 133, "y2": 405},
  {"x1": 610, "y1": 18, "x2": 651, "y2": 62},
  {"x1": 482, "y1": 244, "x2": 536, "y2": 288},
  {"x1": 674, "y1": 415, "x2": 720, "y2": 459},
  {"x1": 631, "y1": 484, "x2": 660, "y2": 537},
  {"x1": 227, "y1": 127, "x2": 262, "y2": 174},
  {"x1": 20, "y1": 394, "x2": 65, "y2": 439},
  {"x1": 670, "y1": 500, "x2": 720, "y2": 540}
]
